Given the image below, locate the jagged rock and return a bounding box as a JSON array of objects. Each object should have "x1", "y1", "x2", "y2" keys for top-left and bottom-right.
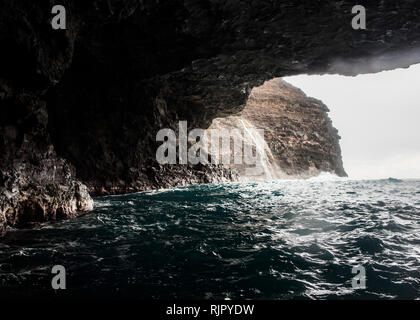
[
  {"x1": 207, "y1": 79, "x2": 346, "y2": 180},
  {"x1": 0, "y1": 92, "x2": 93, "y2": 233},
  {"x1": 243, "y1": 78, "x2": 347, "y2": 178},
  {"x1": 0, "y1": 167, "x2": 93, "y2": 228},
  {"x1": 1, "y1": 0, "x2": 420, "y2": 233}
]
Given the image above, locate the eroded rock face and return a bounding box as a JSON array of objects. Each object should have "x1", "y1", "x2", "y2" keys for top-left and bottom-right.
[
  {"x1": 244, "y1": 78, "x2": 347, "y2": 178},
  {"x1": 0, "y1": 93, "x2": 93, "y2": 234},
  {"x1": 1, "y1": 0, "x2": 420, "y2": 233},
  {"x1": 207, "y1": 79, "x2": 346, "y2": 180}
]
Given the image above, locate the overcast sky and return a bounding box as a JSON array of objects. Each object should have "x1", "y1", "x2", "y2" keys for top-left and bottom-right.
[{"x1": 284, "y1": 64, "x2": 420, "y2": 179}]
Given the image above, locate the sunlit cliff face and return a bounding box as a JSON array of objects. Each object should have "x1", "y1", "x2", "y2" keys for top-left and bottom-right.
[{"x1": 285, "y1": 63, "x2": 420, "y2": 179}]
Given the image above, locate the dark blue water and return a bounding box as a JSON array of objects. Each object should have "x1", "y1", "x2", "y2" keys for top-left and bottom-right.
[{"x1": 1, "y1": 178, "x2": 419, "y2": 299}]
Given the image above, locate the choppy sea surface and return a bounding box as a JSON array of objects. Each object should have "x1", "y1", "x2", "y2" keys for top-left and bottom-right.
[{"x1": 1, "y1": 177, "x2": 419, "y2": 299}]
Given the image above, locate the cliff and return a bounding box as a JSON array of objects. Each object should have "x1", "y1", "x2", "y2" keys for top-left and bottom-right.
[
  {"x1": 244, "y1": 78, "x2": 346, "y2": 178},
  {"x1": 1, "y1": 0, "x2": 420, "y2": 234},
  {"x1": 208, "y1": 78, "x2": 346, "y2": 180}
]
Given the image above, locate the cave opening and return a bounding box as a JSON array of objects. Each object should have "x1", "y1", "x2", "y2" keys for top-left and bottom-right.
[
  {"x1": 206, "y1": 77, "x2": 347, "y2": 181},
  {"x1": 284, "y1": 63, "x2": 420, "y2": 180},
  {"x1": 45, "y1": 59, "x2": 420, "y2": 189}
]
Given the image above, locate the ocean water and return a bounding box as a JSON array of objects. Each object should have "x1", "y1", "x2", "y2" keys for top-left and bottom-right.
[{"x1": 1, "y1": 178, "x2": 419, "y2": 299}]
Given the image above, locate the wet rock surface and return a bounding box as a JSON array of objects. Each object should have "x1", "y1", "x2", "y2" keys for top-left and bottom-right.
[
  {"x1": 1, "y1": 0, "x2": 420, "y2": 232},
  {"x1": 0, "y1": 94, "x2": 93, "y2": 234}
]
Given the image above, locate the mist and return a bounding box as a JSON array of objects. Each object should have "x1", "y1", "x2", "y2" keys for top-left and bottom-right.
[{"x1": 284, "y1": 64, "x2": 420, "y2": 180}]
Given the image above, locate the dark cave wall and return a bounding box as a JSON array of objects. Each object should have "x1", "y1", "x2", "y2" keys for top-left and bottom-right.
[{"x1": 1, "y1": 0, "x2": 420, "y2": 233}]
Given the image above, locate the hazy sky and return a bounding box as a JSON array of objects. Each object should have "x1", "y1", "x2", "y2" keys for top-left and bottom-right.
[{"x1": 284, "y1": 64, "x2": 420, "y2": 179}]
